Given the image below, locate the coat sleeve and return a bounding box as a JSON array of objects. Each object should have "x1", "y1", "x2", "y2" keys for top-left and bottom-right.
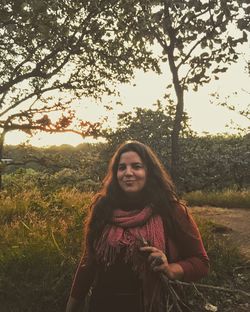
[
  {"x1": 170, "y1": 204, "x2": 210, "y2": 282},
  {"x1": 70, "y1": 252, "x2": 96, "y2": 300}
]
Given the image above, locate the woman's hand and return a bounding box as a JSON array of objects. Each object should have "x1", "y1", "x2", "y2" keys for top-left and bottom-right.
[{"x1": 140, "y1": 246, "x2": 184, "y2": 280}]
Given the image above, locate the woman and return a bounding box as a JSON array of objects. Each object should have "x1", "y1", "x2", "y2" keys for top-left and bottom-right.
[{"x1": 66, "y1": 141, "x2": 209, "y2": 312}]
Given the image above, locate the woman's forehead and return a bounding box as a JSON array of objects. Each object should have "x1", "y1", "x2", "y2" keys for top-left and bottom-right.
[{"x1": 118, "y1": 151, "x2": 143, "y2": 163}]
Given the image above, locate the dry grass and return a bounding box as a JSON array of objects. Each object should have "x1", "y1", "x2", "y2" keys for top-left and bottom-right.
[{"x1": 183, "y1": 189, "x2": 250, "y2": 209}]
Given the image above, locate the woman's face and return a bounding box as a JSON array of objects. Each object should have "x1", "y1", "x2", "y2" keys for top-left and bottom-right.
[{"x1": 117, "y1": 151, "x2": 147, "y2": 196}]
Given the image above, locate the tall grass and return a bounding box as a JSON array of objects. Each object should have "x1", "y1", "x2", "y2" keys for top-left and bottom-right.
[
  {"x1": 0, "y1": 188, "x2": 92, "y2": 312},
  {"x1": 183, "y1": 189, "x2": 250, "y2": 209},
  {"x1": 194, "y1": 217, "x2": 242, "y2": 283},
  {"x1": 0, "y1": 188, "x2": 247, "y2": 311}
]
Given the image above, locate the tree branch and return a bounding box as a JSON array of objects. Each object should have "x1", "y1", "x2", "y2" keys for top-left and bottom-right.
[
  {"x1": 0, "y1": 6, "x2": 103, "y2": 95},
  {"x1": 176, "y1": 6, "x2": 210, "y2": 32},
  {"x1": 139, "y1": 3, "x2": 170, "y2": 53}
]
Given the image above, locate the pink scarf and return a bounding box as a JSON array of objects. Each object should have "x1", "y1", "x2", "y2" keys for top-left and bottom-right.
[{"x1": 95, "y1": 206, "x2": 166, "y2": 312}]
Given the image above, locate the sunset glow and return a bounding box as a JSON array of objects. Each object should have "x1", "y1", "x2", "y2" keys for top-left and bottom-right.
[{"x1": 5, "y1": 52, "x2": 249, "y2": 147}]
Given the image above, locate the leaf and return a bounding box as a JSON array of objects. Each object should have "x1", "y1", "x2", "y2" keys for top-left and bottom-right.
[
  {"x1": 200, "y1": 52, "x2": 209, "y2": 58},
  {"x1": 214, "y1": 38, "x2": 222, "y2": 44},
  {"x1": 204, "y1": 303, "x2": 218, "y2": 312},
  {"x1": 201, "y1": 40, "x2": 207, "y2": 49}
]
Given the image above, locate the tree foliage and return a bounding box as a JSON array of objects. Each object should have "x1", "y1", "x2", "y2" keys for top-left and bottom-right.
[
  {"x1": 102, "y1": 101, "x2": 191, "y2": 169},
  {"x1": 0, "y1": 0, "x2": 160, "y2": 188},
  {"x1": 0, "y1": 0, "x2": 160, "y2": 133},
  {"x1": 1, "y1": 0, "x2": 249, "y2": 188},
  {"x1": 209, "y1": 58, "x2": 250, "y2": 134},
  {"x1": 115, "y1": 0, "x2": 250, "y2": 181},
  {"x1": 4, "y1": 107, "x2": 249, "y2": 193},
  {"x1": 102, "y1": 107, "x2": 250, "y2": 192},
  {"x1": 179, "y1": 134, "x2": 250, "y2": 192},
  {"x1": 3, "y1": 143, "x2": 107, "y2": 192}
]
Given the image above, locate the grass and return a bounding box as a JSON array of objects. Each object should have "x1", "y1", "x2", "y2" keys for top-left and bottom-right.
[
  {"x1": 0, "y1": 188, "x2": 92, "y2": 312},
  {"x1": 183, "y1": 189, "x2": 250, "y2": 209},
  {"x1": 0, "y1": 244, "x2": 73, "y2": 312},
  {"x1": 195, "y1": 217, "x2": 242, "y2": 283},
  {"x1": 0, "y1": 188, "x2": 248, "y2": 311},
  {"x1": 179, "y1": 216, "x2": 247, "y2": 311}
]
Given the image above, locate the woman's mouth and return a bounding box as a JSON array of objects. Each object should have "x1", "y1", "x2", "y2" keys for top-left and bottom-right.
[{"x1": 124, "y1": 180, "x2": 135, "y2": 185}]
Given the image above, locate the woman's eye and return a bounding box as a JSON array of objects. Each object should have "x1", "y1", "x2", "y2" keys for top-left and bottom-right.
[
  {"x1": 118, "y1": 165, "x2": 125, "y2": 171},
  {"x1": 133, "y1": 164, "x2": 143, "y2": 169}
]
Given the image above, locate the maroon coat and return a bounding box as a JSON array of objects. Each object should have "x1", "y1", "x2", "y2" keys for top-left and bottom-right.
[{"x1": 70, "y1": 206, "x2": 209, "y2": 311}]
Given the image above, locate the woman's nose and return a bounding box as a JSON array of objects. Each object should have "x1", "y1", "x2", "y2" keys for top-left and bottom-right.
[{"x1": 125, "y1": 166, "x2": 133, "y2": 175}]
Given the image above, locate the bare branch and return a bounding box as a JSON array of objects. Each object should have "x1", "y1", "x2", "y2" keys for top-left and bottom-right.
[
  {"x1": 170, "y1": 279, "x2": 250, "y2": 298},
  {"x1": 0, "y1": 84, "x2": 72, "y2": 118}
]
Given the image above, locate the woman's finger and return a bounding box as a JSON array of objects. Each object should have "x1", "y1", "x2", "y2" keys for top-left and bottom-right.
[
  {"x1": 148, "y1": 252, "x2": 164, "y2": 263},
  {"x1": 150, "y1": 256, "x2": 164, "y2": 267},
  {"x1": 152, "y1": 263, "x2": 166, "y2": 272},
  {"x1": 140, "y1": 246, "x2": 158, "y2": 253}
]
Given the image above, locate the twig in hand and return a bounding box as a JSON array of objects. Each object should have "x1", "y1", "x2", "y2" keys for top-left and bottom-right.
[
  {"x1": 161, "y1": 274, "x2": 193, "y2": 312},
  {"x1": 137, "y1": 234, "x2": 250, "y2": 311},
  {"x1": 138, "y1": 233, "x2": 192, "y2": 311}
]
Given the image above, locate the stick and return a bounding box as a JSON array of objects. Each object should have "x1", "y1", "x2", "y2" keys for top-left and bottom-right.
[{"x1": 169, "y1": 280, "x2": 250, "y2": 298}]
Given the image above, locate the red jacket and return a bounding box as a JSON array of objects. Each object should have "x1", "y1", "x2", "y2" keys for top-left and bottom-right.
[{"x1": 70, "y1": 206, "x2": 209, "y2": 300}]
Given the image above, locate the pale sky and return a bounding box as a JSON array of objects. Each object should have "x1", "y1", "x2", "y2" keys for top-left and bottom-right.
[{"x1": 5, "y1": 52, "x2": 250, "y2": 147}]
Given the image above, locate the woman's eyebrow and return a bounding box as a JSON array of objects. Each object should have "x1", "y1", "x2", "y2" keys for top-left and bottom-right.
[
  {"x1": 128, "y1": 162, "x2": 144, "y2": 166},
  {"x1": 119, "y1": 161, "x2": 143, "y2": 164},
  {"x1": 118, "y1": 162, "x2": 144, "y2": 168}
]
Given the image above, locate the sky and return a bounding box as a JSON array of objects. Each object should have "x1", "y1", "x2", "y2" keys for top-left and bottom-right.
[{"x1": 5, "y1": 49, "x2": 250, "y2": 147}]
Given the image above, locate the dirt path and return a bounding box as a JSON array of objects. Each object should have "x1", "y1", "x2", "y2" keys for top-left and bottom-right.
[{"x1": 190, "y1": 206, "x2": 250, "y2": 260}]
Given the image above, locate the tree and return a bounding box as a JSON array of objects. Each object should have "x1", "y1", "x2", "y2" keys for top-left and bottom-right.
[
  {"x1": 102, "y1": 102, "x2": 191, "y2": 173},
  {"x1": 0, "y1": 0, "x2": 159, "y2": 189},
  {"x1": 179, "y1": 134, "x2": 250, "y2": 192},
  {"x1": 117, "y1": 0, "x2": 249, "y2": 183},
  {"x1": 103, "y1": 106, "x2": 250, "y2": 192},
  {"x1": 210, "y1": 59, "x2": 250, "y2": 134}
]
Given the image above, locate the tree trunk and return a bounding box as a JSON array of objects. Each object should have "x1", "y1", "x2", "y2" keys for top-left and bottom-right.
[
  {"x1": 162, "y1": 3, "x2": 185, "y2": 187},
  {"x1": 171, "y1": 88, "x2": 184, "y2": 186},
  {"x1": 167, "y1": 51, "x2": 184, "y2": 186},
  {"x1": 0, "y1": 132, "x2": 5, "y2": 190}
]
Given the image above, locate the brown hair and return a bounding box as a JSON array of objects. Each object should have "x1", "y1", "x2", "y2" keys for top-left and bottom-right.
[{"x1": 84, "y1": 141, "x2": 188, "y2": 253}]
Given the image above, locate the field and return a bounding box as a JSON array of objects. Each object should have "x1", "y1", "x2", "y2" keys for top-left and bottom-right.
[{"x1": 0, "y1": 188, "x2": 249, "y2": 312}]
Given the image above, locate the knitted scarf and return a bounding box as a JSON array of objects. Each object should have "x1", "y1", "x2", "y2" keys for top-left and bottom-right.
[{"x1": 95, "y1": 206, "x2": 166, "y2": 312}]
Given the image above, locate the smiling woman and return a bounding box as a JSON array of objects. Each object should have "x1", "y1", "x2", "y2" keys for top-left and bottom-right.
[{"x1": 66, "y1": 140, "x2": 209, "y2": 312}]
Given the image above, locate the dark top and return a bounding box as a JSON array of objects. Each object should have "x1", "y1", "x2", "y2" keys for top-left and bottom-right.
[{"x1": 89, "y1": 255, "x2": 143, "y2": 312}]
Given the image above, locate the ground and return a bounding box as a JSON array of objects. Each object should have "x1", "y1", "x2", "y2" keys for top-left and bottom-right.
[
  {"x1": 189, "y1": 206, "x2": 250, "y2": 312},
  {"x1": 191, "y1": 206, "x2": 250, "y2": 259}
]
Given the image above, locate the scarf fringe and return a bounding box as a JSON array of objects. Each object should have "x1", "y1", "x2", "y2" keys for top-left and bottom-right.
[{"x1": 95, "y1": 206, "x2": 167, "y2": 312}]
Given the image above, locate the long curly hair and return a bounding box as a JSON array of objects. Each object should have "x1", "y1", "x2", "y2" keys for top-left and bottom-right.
[{"x1": 84, "y1": 141, "x2": 190, "y2": 254}]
